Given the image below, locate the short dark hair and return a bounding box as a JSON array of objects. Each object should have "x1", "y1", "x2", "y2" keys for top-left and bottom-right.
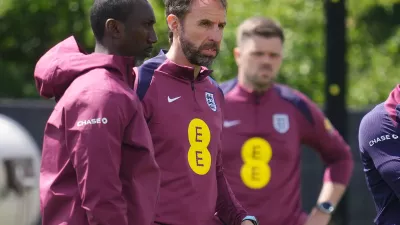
[
  {"x1": 90, "y1": 0, "x2": 137, "y2": 42},
  {"x1": 164, "y1": 0, "x2": 228, "y2": 43},
  {"x1": 236, "y1": 16, "x2": 285, "y2": 47}
]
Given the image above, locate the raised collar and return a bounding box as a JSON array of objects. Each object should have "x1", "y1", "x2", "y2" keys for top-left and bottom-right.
[
  {"x1": 156, "y1": 50, "x2": 213, "y2": 81},
  {"x1": 231, "y1": 81, "x2": 275, "y2": 104},
  {"x1": 33, "y1": 36, "x2": 135, "y2": 100}
]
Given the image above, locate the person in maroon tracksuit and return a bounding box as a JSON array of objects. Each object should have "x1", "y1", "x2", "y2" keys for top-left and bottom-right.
[
  {"x1": 133, "y1": 0, "x2": 258, "y2": 225},
  {"x1": 219, "y1": 17, "x2": 354, "y2": 225},
  {"x1": 35, "y1": 0, "x2": 161, "y2": 224}
]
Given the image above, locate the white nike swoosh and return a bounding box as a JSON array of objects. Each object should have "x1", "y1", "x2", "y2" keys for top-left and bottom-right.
[
  {"x1": 168, "y1": 96, "x2": 181, "y2": 103},
  {"x1": 223, "y1": 120, "x2": 241, "y2": 128}
]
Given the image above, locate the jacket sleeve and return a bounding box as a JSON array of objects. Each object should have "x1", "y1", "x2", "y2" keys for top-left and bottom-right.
[
  {"x1": 299, "y1": 92, "x2": 353, "y2": 185},
  {"x1": 215, "y1": 93, "x2": 249, "y2": 225},
  {"x1": 66, "y1": 90, "x2": 129, "y2": 225},
  {"x1": 215, "y1": 147, "x2": 249, "y2": 225}
]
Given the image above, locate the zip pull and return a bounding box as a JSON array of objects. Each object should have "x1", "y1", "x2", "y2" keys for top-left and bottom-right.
[{"x1": 191, "y1": 81, "x2": 195, "y2": 91}]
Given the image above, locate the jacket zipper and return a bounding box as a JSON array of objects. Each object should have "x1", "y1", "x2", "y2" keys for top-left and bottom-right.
[
  {"x1": 255, "y1": 95, "x2": 261, "y2": 130},
  {"x1": 191, "y1": 80, "x2": 201, "y2": 110}
]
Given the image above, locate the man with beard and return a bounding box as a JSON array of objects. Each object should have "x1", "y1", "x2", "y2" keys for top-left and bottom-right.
[
  {"x1": 133, "y1": 0, "x2": 258, "y2": 225},
  {"x1": 219, "y1": 17, "x2": 353, "y2": 225}
]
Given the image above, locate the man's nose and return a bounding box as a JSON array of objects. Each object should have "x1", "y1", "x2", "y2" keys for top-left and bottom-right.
[
  {"x1": 208, "y1": 26, "x2": 223, "y2": 43},
  {"x1": 148, "y1": 29, "x2": 158, "y2": 44}
]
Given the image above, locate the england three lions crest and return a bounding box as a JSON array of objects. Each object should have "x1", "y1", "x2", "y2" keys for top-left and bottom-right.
[
  {"x1": 273, "y1": 114, "x2": 290, "y2": 134},
  {"x1": 205, "y1": 92, "x2": 217, "y2": 112}
]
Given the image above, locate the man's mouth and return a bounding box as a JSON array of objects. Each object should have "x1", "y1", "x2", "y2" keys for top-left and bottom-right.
[{"x1": 202, "y1": 48, "x2": 217, "y2": 55}]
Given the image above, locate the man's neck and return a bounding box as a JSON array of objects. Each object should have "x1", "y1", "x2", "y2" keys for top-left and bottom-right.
[
  {"x1": 94, "y1": 44, "x2": 113, "y2": 55},
  {"x1": 238, "y1": 73, "x2": 271, "y2": 94},
  {"x1": 166, "y1": 43, "x2": 201, "y2": 79},
  {"x1": 94, "y1": 43, "x2": 136, "y2": 65}
]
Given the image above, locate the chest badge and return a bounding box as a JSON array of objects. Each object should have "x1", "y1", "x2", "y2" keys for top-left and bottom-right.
[
  {"x1": 205, "y1": 92, "x2": 217, "y2": 112},
  {"x1": 273, "y1": 113, "x2": 290, "y2": 134}
]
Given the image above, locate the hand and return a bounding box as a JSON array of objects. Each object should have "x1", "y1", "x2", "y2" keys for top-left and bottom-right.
[
  {"x1": 241, "y1": 220, "x2": 255, "y2": 225},
  {"x1": 304, "y1": 208, "x2": 331, "y2": 225}
]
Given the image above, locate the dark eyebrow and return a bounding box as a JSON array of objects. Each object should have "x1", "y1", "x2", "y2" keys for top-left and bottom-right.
[
  {"x1": 197, "y1": 19, "x2": 226, "y2": 27},
  {"x1": 198, "y1": 19, "x2": 212, "y2": 24}
]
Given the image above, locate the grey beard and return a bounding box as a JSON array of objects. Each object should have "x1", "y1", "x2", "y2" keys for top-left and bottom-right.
[{"x1": 179, "y1": 31, "x2": 219, "y2": 67}]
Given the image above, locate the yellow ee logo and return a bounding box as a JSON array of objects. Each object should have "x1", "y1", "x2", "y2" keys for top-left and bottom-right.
[
  {"x1": 240, "y1": 137, "x2": 272, "y2": 189},
  {"x1": 187, "y1": 118, "x2": 212, "y2": 175}
]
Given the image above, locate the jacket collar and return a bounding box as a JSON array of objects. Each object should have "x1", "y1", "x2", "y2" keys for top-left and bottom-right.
[
  {"x1": 231, "y1": 81, "x2": 275, "y2": 104},
  {"x1": 156, "y1": 50, "x2": 213, "y2": 81}
]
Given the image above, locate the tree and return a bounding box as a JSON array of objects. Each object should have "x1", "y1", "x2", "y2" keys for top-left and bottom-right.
[
  {"x1": 1, "y1": 0, "x2": 399, "y2": 109},
  {"x1": 0, "y1": 0, "x2": 93, "y2": 98}
]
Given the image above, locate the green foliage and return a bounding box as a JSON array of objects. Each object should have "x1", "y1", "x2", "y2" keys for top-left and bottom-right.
[
  {"x1": 149, "y1": 0, "x2": 325, "y2": 103},
  {"x1": 347, "y1": 1, "x2": 400, "y2": 107},
  {"x1": 150, "y1": 0, "x2": 326, "y2": 106},
  {"x1": 148, "y1": 0, "x2": 400, "y2": 108},
  {"x1": 1, "y1": 0, "x2": 399, "y2": 108},
  {"x1": 0, "y1": 0, "x2": 93, "y2": 98}
]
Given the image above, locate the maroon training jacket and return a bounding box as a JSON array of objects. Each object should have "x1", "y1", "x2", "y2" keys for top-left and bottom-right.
[
  {"x1": 134, "y1": 50, "x2": 250, "y2": 225},
  {"x1": 220, "y1": 79, "x2": 353, "y2": 225},
  {"x1": 35, "y1": 36, "x2": 160, "y2": 225}
]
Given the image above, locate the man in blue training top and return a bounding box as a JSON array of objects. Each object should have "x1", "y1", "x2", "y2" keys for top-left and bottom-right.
[{"x1": 358, "y1": 84, "x2": 400, "y2": 225}]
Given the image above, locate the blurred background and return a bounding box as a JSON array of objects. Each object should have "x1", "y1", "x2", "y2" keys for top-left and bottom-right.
[{"x1": 1, "y1": 0, "x2": 399, "y2": 224}]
